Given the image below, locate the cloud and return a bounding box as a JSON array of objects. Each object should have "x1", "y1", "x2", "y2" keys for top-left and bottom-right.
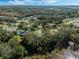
[
  {"x1": 5, "y1": 0, "x2": 57, "y2": 5},
  {"x1": 0, "y1": 0, "x2": 79, "y2": 5},
  {"x1": 53, "y1": 0, "x2": 79, "y2": 5},
  {"x1": 8, "y1": 0, "x2": 26, "y2": 5}
]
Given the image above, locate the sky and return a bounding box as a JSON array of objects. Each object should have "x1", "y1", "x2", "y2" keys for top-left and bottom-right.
[{"x1": 0, "y1": 0, "x2": 79, "y2": 5}]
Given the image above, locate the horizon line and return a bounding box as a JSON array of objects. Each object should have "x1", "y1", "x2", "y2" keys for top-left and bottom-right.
[{"x1": 0, "y1": 5, "x2": 79, "y2": 6}]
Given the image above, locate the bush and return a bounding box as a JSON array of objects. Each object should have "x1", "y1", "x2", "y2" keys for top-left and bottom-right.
[
  {"x1": 0, "y1": 28, "x2": 15, "y2": 43},
  {"x1": 0, "y1": 43, "x2": 13, "y2": 59}
]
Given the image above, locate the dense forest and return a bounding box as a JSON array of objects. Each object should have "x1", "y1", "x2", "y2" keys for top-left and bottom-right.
[{"x1": 0, "y1": 6, "x2": 79, "y2": 59}]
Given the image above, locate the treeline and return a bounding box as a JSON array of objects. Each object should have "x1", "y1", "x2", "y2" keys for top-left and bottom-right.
[{"x1": 0, "y1": 6, "x2": 79, "y2": 17}]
